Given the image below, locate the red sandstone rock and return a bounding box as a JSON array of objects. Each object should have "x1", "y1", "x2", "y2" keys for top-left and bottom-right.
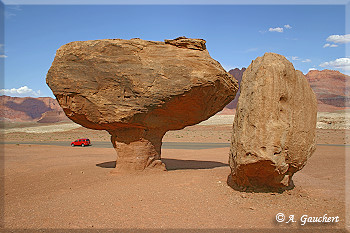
[
  {"x1": 47, "y1": 37, "x2": 238, "y2": 172},
  {"x1": 229, "y1": 53, "x2": 317, "y2": 191}
]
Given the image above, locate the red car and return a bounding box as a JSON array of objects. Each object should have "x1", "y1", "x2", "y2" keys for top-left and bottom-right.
[{"x1": 71, "y1": 138, "x2": 91, "y2": 147}]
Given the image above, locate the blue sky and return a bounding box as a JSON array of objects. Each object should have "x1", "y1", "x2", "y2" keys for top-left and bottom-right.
[{"x1": 1, "y1": 4, "x2": 349, "y2": 97}]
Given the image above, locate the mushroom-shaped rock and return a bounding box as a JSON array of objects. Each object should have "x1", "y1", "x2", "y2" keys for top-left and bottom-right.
[
  {"x1": 46, "y1": 37, "x2": 238, "y2": 172},
  {"x1": 228, "y1": 53, "x2": 317, "y2": 191}
]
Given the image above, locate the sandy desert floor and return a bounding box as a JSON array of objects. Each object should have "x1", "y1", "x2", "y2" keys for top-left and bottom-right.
[{"x1": 0, "y1": 115, "x2": 349, "y2": 232}]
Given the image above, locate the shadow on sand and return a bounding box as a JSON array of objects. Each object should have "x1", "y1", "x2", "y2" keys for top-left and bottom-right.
[
  {"x1": 96, "y1": 158, "x2": 228, "y2": 171},
  {"x1": 226, "y1": 174, "x2": 295, "y2": 193},
  {"x1": 5, "y1": 99, "x2": 52, "y2": 119}
]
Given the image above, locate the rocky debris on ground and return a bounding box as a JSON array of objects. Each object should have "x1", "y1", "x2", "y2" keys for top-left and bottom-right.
[
  {"x1": 228, "y1": 52, "x2": 317, "y2": 191},
  {"x1": 47, "y1": 37, "x2": 238, "y2": 172},
  {"x1": 316, "y1": 111, "x2": 350, "y2": 130}
]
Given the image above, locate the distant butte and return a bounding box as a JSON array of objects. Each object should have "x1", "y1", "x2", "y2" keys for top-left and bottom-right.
[
  {"x1": 305, "y1": 69, "x2": 350, "y2": 112},
  {"x1": 0, "y1": 95, "x2": 68, "y2": 122}
]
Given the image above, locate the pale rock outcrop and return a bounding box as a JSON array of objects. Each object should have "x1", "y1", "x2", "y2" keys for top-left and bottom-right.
[
  {"x1": 37, "y1": 110, "x2": 70, "y2": 123},
  {"x1": 228, "y1": 53, "x2": 317, "y2": 191},
  {"x1": 47, "y1": 37, "x2": 238, "y2": 172}
]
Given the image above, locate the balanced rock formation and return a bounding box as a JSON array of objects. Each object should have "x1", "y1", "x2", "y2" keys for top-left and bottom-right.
[
  {"x1": 47, "y1": 37, "x2": 238, "y2": 172},
  {"x1": 228, "y1": 53, "x2": 317, "y2": 191}
]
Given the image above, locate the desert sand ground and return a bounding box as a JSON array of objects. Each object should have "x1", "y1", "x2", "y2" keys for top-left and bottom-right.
[{"x1": 1, "y1": 114, "x2": 349, "y2": 231}]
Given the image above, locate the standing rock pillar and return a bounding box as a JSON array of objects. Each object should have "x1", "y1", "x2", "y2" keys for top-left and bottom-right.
[
  {"x1": 228, "y1": 52, "x2": 317, "y2": 191},
  {"x1": 109, "y1": 127, "x2": 166, "y2": 172}
]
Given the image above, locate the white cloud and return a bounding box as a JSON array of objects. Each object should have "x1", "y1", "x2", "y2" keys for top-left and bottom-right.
[
  {"x1": 0, "y1": 44, "x2": 6, "y2": 58},
  {"x1": 8, "y1": 5, "x2": 22, "y2": 11},
  {"x1": 319, "y1": 58, "x2": 350, "y2": 70},
  {"x1": 5, "y1": 11, "x2": 16, "y2": 19},
  {"x1": 288, "y1": 56, "x2": 311, "y2": 63},
  {"x1": 269, "y1": 27, "x2": 284, "y2": 33},
  {"x1": 326, "y1": 34, "x2": 350, "y2": 44},
  {"x1": 308, "y1": 68, "x2": 317, "y2": 72},
  {"x1": 302, "y1": 59, "x2": 312, "y2": 63},
  {"x1": 267, "y1": 25, "x2": 291, "y2": 33},
  {"x1": 221, "y1": 64, "x2": 233, "y2": 71},
  {"x1": 0, "y1": 86, "x2": 41, "y2": 97},
  {"x1": 244, "y1": 48, "x2": 258, "y2": 53},
  {"x1": 5, "y1": 5, "x2": 22, "y2": 19},
  {"x1": 323, "y1": 43, "x2": 338, "y2": 48}
]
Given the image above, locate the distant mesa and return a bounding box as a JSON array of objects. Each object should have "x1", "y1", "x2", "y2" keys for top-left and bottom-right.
[
  {"x1": 305, "y1": 69, "x2": 350, "y2": 112},
  {"x1": 0, "y1": 95, "x2": 69, "y2": 123},
  {"x1": 226, "y1": 68, "x2": 246, "y2": 111},
  {"x1": 46, "y1": 37, "x2": 238, "y2": 172}
]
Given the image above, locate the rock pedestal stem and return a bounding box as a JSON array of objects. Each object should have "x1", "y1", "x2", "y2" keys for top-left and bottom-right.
[{"x1": 109, "y1": 128, "x2": 166, "y2": 172}]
